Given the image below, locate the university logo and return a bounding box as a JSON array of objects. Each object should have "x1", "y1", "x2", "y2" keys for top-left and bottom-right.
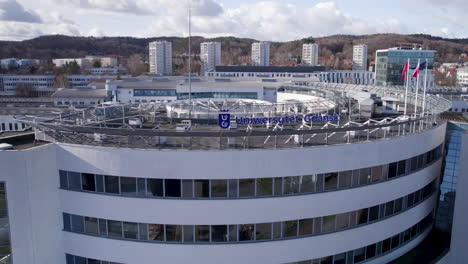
[{"x1": 218, "y1": 110, "x2": 230, "y2": 129}]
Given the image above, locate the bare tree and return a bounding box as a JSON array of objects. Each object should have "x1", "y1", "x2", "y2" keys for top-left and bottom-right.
[
  {"x1": 126, "y1": 54, "x2": 147, "y2": 76},
  {"x1": 54, "y1": 74, "x2": 70, "y2": 88},
  {"x1": 15, "y1": 83, "x2": 35, "y2": 97}
]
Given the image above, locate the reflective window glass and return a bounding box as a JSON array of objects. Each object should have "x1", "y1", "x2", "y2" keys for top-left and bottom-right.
[
  {"x1": 298, "y1": 219, "x2": 313, "y2": 236},
  {"x1": 98, "y1": 219, "x2": 107, "y2": 236},
  {"x1": 300, "y1": 175, "x2": 314, "y2": 193},
  {"x1": 137, "y1": 178, "x2": 145, "y2": 197},
  {"x1": 273, "y1": 177, "x2": 283, "y2": 195},
  {"x1": 147, "y1": 179, "x2": 163, "y2": 197},
  {"x1": 183, "y1": 225, "x2": 194, "y2": 243},
  {"x1": 366, "y1": 243, "x2": 376, "y2": 259},
  {"x1": 255, "y1": 223, "x2": 272, "y2": 240},
  {"x1": 165, "y1": 179, "x2": 181, "y2": 197},
  {"x1": 394, "y1": 198, "x2": 403, "y2": 213},
  {"x1": 338, "y1": 171, "x2": 352, "y2": 189},
  {"x1": 166, "y1": 225, "x2": 182, "y2": 242},
  {"x1": 397, "y1": 160, "x2": 406, "y2": 176},
  {"x1": 315, "y1": 174, "x2": 324, "y2": 192},
  {"x1": 195, "y1": 180, "x2": 209, "y2": 198},
  {"x1": 123, "y1": 222, "x2": 138, "y2": 239},
  {"x1": 282, "y1": 220, "x2": 297, "y2": 238},
  {"x1": 284, "y1": 176, "x2": 300, "y2": 194},
  {"x1": 354, "y1": 247, "x2": 366, "y2": 263},
  {"x1": 313, "y1": 218, "x2": 322, "y2": 234},
  {"x1": 357, "y1": 208, "x2": 368, "y2": 225},
  {"x1": 256, "y1": 178, "x2": 273, "y2": 196},
  {"x1": 81, "y1": 173, "x2": 95, "y2": 191},
  {"x1": 149, "y1": 224, "x2": 164, "y2": 241},
  {"x1": 324, "y1": 173, "x2": 338, "y2": 191},
  {"x1": 104, "y1": 176, "x2": 119, "y2": 194},
  {"x1": 371, "y1": 166, "x2": 382, "y2": 182},
  {"x1": 228, "y1": 179, "x2": 238, "y2": 198},
  {"x1": 211, "y1": 225, "x2": 227, "y2": 242},
  {"x1": 391, "y1": 234, "x2": 400, "y2": 249},
  {"x1": 239, "y1": 179, "x2": 255, "y2": 197},
  {"x1": 239, "y1": 224, "x2": 254, "y2": 241},
  {"x1": 335, "y1": 213, "x2": 349, "y2": 230},
  {"x1": 120, "y1": 177, "x2": 137, "y2": 196},
  {"x1": 68, "y1": 172, "x2": 81, "y2": 190},
  {"x1": 182, "y1": 180, "x2": 193, "y2": 198},
  {"x1": 228, "y1": 225, "x2": 238, "y2": 241},
  {"x1": 196, "y1": 225, "x2": 210, "y2": 242},
  {"x1": 211, "y1": 180, "x2": 227, "y2": 198},
  {"x1": 96, "y1": 175, "x2": 104, "y2": 192},
  {"x1": 385, "y1": 201, "x2": 394, "y2": 217},
  {"x1": 359, "y1": 168, "x2": 370, "y2": 185},
  {"x1": 107, "y1": 220, "x2": 122, "y2": 238},
  {"x1": 334, "y1": 253, "x2": 346, "y2": 264},
  {"x1": 322, "y1": 215, "x2": 335, "y2": 232},
  {"x1": 139, "y1": 223, "x2": 148, "y2": 240},
  {"x1": 59, "y1": 170, "x2": 68, "y2": 189},
  {"x1": 388, "y1": 162, "x2": 398, "y2": 178},
  {"x1": 84, "y1": 217, "x2": 98, "y2": 234},
  {"x1": 63, "y1": 213, "x2": 71, "y2": 230},
  {"x1": 71, "y1": 215, "x2": 84, "y2": 232},
  {"x1": 369, "y1": 205, "x2": 379, "y2": 222}
]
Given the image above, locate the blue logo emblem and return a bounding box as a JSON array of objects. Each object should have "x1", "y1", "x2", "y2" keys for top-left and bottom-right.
[{"x1": 219, "y1": 110, "x2": 230, "y2": 129}]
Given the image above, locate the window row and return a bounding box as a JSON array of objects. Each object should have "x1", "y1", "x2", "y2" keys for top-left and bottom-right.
[
  {"x1": 59, "y1": 145, "x2": 442, "y2": 199},
  {"x1": 63, "y1": 181, "x2": 436, "y2": 244},
  {"x1": 66, "y1": 254, "x2": 123, "y2": 264},
  {"x1": 286, "y1": 213, "x2": 433, "y2": 264}
]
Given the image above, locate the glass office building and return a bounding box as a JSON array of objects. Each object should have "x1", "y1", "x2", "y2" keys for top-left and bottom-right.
[{"x1": 375, "y1": 48, "x2": 436, "y2": 86}]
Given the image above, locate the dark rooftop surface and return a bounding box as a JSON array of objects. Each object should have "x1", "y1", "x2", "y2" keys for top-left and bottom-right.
[{"x1": 215, "y1": 65, "x2": 327, "y2": 73}]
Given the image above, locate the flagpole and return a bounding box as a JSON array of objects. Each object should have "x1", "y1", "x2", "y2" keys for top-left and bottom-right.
[
  {"x1": 422, "y1": 59, "x2": 428, "y2": 117},
  {"x1": 404, "y1": 58, "x2": 410, "y2": 116},
  {"x1": 414, "y1": 59, "x2": 420, "y2": 117}
]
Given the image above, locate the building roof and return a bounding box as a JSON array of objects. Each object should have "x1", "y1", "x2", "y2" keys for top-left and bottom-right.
[
  {"x1": 51, "y1": 87, "x2": 107, "y2": 98},
  {"x1": 215, "y1": 65, "x2": 326, "y2": 73}
]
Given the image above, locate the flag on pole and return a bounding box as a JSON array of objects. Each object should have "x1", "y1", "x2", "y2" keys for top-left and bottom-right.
[
  {"x1": 402, "y1": 61, "x2": 409, "y2": 81},
  {"x1": 411, "y1": 61, "x2": 427, "y2": 78}
]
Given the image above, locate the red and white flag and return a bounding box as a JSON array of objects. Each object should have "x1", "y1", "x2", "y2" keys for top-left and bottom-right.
[{"x1": 401, "y1": 61, "x2": 409, "y2": 81}]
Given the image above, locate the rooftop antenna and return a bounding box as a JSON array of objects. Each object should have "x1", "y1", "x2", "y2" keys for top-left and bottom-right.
[{"x1": 188, "y1": 0, "x2": 192, "y2": 119}]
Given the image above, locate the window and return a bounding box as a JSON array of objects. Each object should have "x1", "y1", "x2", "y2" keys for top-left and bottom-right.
[
  {"x1": 273, "y1": 177, "x2": 283, "y2": 195},
  {"x1": 394, "y1": 198, "x2": 403, "y2": 213},
  {"x1": 211, "y1": 180, "x2": 227, "y2": 198},
  {"x1": 99, "y1": 219, "x2": 107, "y2": 236},
  {"x1": 256, "y1": 178, "x2": 273, "y2": 196},
  {"x1": 239, "y1": 224, "x2": 254, "y2": 241},
  {"x1": 324, "y1": 173, "x2": 338, "y2": 191},
  {"x1": 147, "y1": 179, "x2": 163, "y2": 197},
  {"x1": 397, "y1": 160, "x2": 406, "y2": 176},
  {"x1": 123, "y1": 222, "x2": 138, "y2": 239},
  {"x1": 71, "y1": 215, "x2": 84, "y2": 232},
  {"x1": 369, "y1": 205, "x2": 380, "y2": 222},
  {"x1": 149, "y1": 224, "x2": 164, "y2": 241},
  {"x1": 105, "y1": 176, "x2": 119, "y2": 194},
  {"x1": 239, "y1": 179, "x2": 255, "y2": 197},
  {"x1": 334, "y1": 253, "x2": 346, "y2": 264},
  {"x1": 137, "y1": 178, "x2": 145, "y2": 197},
  {"x1": 139, "y1": 223, "x2": 148, "y2": 240},
  {"x1": 298, "y1": 219, "x2": 313, "y2": 236},
  {"x1": 284, "y1": 176, "x2": 300, "y2": 194},
  {"x1": 182, "y1": 180, "x2": 194, "y2": 198},
  {"x1": 166, "y1": 225, "x2": 182, "y2": 242},
  {"x1": 165, "y1": 179, "x2": 181, "y2": 197},
  {"x1": 183, "y1": 225, "x2": 194, "y2": 243},
  {"x1": 322, "y1": 215, "x2": 335, "y2": 232},
  {"x1": 366, "y1": 243, "x2": 376, "y2": 259},
  {"x1": 96, "y1": 175, "x2": 104, "y2": 192},
  {"x1": 68, "y1": 172, "x2": 81, "y2": 190},
  {"x1": 282, "y1": 221, "x2": 297, "y2": 238},
  {"x1": 107, "y1": 220, "x2": 122, "y2": 238},
  {"x1": 59, "y1": 170, "x2": 68, "y2": 189},
  {"x1": 385, "y1": 201, "x2": 394, "y2": 217},
  {"x1": 228, "y1": 225, "x2": 238, "y2": 241},
  {"x1": 371, "y1": 166, "x2": 383, "y2": 182},
  {"x1": 196, "y1": 225, "x2": 210, "y2": 242},
  {"x1": 300, "y1": 175, "x2": 314, "y2": 193},
  {"x1": 85, "y1": 217, "x2": 98, "y2": 234},
  {"x1": 357, "y1": 208, "x2": 368, "y2": 225},
  {"x1": 336, "y1": 213, "x2": 349, "y2": 230},
  {"x1": 211, "y1": 225, "x2": 227, "y2": 242},
  {"x1": 338, "y1": 171, "x2": 352, "y2": 188},
  {"x1": 63, "y1": 213, "x2": 71, "y2": 230},
  {"x1": 353, "y1": 247, "x2": 366, "y2": 263},
  {"x1": 388, "y1": 162, "x2": 398, "y2": 178},
  {"x1": 359, "y1": 168, "x2": 370, "y2": 185},
  {"x1": 228, "y1": 179, "x2": 238, "y2": 197},
  {"x1": 195, "y1": 180, "x2": 209, "y2": 198},
  {"x1": 120, "y1": 177, "x2": 137, "y2": 196},
  {"x1": 255, "y1": 223, "x2": 272, "y2": 240}
]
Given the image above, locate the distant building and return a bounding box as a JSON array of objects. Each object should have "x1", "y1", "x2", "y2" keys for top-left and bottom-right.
[
  {"x1": 149, "y1": 41, "x2": 172, "y2": 75},
  {"x1": 200, "y1": 42, "x2": 222, "y2": 73},
  {"x1": 353, "y1": 44, "x2": 368, "y2": 71},
  {"x1": 375, "y1": 46, "x2": 436, "y2": 86},
  {"x1": 85, "y1": 56, "x2": 118, "y2": 68},
  {"x1": 0, "y1": 58, "x2": 19, "y2": 70},
  {"x1": 90, "y1": 67, "x2": 124, "y2": 75},
  {"x1": 456, "y1": 68, "x2": 468, "y2": 86},
  {"x1": 251, "y1": 42, "x2": 270, "y2": 66},
  {"x1": 53, "y1": 58, "x2": 92, "y2": 68},
  {"x1": 302, "y1": 44, "x2": 319, "y2": 66},
  {"x1": 51, "y1": 87, "x2": 108, "y2": 107}
]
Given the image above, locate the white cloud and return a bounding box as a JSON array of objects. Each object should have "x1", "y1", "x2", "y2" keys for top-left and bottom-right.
[
  {"x1": 0, "y1": 0, "x2": 41, "y2": 23},
  {"x1": 138, "y1": 1, "x2": 408, "y2": 41}
]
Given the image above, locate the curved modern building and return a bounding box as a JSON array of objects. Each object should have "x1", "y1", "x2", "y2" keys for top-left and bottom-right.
[{"x1": 0, "y1": 80, "x2": 451, "y2": 264}]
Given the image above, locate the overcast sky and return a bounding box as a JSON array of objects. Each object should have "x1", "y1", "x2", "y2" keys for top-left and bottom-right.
[{"x1": 0, "y1": 0, "x2": 467, "y2": 41}]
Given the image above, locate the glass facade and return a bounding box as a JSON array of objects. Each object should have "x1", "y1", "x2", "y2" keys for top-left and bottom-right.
[
  {"x1": 0, "y1": 183, "x2": 11, "y2": 264},
  {"x1": 177, "y1": 92, "x2": 258, "y2": 100},
  {"x1": 375, "y1": 49, "x2": 435, "y2": 86},
  {"x1": 436, "y1": 122, "x2": 467, "y2": 232},
  {"x1": 58, "y1": 145, "x2": 442, "y2": 200},
  {"x1": 133, "y1": 89, "x2": 176, "y2": 97},
  {"x1": 286, "y1": 213, "x2": 433, "y2": 264},
  {"x1": 65, "y1": 254, "x2": 124, "y2": 264},
  {"x1": 62, "y1": 180, "x2": 436, "y2": 244}
]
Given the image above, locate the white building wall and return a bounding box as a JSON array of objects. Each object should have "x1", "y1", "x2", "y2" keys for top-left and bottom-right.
[
  {"x1": 353, "y1": 44, "x2": 368, "y2": 71},
  {"x1": 252, "y1": 42, "x2": 270, "y2": 66},
  {"x1": 200, "y1": 42, "x2": 221, "y2": 73},
  {"x1": 303, "y1": 44, "x2": 319, "y2": 66},
  {"x1": 456, "y1": 68, "x2": 468, "y2": 86},
  {"x1": 0, "y1": 116, "x2": 29, "y2": 131},
  {"x1": 149, "y1": 41, "x2": 173, "y2": 75}
]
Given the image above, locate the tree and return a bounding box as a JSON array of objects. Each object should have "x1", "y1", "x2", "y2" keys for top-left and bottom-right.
[
  {"x1": 54, "y1": 74, "x2": 70, "y2": 88},
  {"x1": 60, "y1": 61, "x2": 80, "y2": 74},
  {"x1": 93, "y1": 59, "x2": 102, "y2": 68},
  {"x1": 126, "y1": 54, "x2": 147, "y2": 76}
]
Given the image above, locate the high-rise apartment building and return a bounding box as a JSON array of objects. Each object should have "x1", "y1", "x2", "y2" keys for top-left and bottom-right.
[
  {"x1": 149, "y1": 41, "x2": 172, "y2": 75},
  {"x1": 352, "y1": 44, "x2": 368, "y2": 71},
  {"x1": 200, "y1": 42, "x2": 221, "y2": 73},
  {"x1": 302, "y1": 44, "x2": 319, "y2": 66},
  {"x1": 251, "y1": 42, "x2": 270, "y2": 66}
]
